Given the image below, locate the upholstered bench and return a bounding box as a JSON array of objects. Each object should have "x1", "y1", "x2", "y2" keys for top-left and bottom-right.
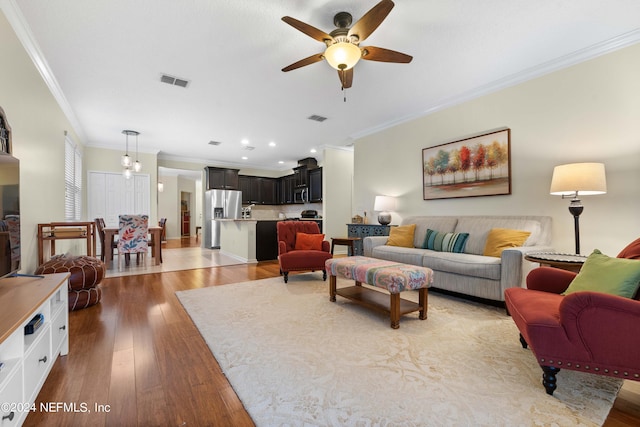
[
  {"x1": 325, "y1": 256, "x2": 434, "y2": 329},
  {"x1": 35, "y1": 254, "x2": 104, "y2": 311}
]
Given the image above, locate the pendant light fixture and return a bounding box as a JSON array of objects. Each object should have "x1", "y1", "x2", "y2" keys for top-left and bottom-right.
[{"x1": 121, "y1": 130, "x2": 140, "y2": 179}]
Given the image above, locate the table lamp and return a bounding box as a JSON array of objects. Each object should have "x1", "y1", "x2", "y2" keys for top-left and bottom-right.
[
  {"x1": 374, "y1": 196, "x2": 396, "y2": 225},
  {"x1": 550, "y1": 162, "x2": 606, "y2": 254}
]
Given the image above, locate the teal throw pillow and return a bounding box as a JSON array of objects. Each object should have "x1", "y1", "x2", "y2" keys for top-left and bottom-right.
[
  {"x1": 423, "y1": 229, "x2": 469, "y2": 253},
  {"x1": 563, "y1": 249, "x2": 640, "y2": 298}
]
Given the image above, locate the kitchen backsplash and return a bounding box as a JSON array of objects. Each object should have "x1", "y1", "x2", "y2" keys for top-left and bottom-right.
[{"x1": 249, "y1": 203, "x2": 323, "y2": 220}]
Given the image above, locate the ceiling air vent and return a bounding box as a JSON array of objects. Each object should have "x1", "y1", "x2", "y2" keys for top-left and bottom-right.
[
  {"x1": 307, "y1": 114, "x2": 327, "y2": 122},
  {"x1": 243, "y1": 146, "x2": 255, "y2": 151},
  {"x1": 160, "y1": 73, "x2": 190, "y2": 88},
  {"x1": 208, "y1": 140, "x2": 222, "y2": 146}
]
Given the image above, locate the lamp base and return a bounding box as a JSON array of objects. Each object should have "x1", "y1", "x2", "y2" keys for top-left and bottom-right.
[{"x1": 378, "y1": 212, "x2": 391, "y2": 226}]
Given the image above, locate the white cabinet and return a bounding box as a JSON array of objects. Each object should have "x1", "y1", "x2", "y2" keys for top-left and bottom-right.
[
  {"x1": 0, "y1": 273, "x2": 69, "y2": 426},
  {"x1": 88, "y1": 171, "x2": 150, "y2": 228}
]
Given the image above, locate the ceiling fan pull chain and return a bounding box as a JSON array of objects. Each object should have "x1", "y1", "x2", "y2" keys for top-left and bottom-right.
[{"x1": 341, "y1": 70, "x2": 347, "y2": 102}]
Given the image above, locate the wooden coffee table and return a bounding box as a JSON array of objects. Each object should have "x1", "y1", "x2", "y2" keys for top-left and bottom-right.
[{"x1": 325, "y1": 256, "x2": 433, "y2": 329}]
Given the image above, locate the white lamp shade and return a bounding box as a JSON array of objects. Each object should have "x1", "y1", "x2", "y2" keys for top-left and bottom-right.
[
  {"x1": 550, "y1": 163, "x2": 607, "y2": 196},
  {"x1": 324, "y1": 42, "x2": 362, "y2": 70},
  {"x1": 374, "y1": 195, "x2": 397, "y2": 212}
]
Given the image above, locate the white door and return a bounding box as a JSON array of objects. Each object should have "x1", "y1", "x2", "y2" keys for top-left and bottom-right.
[{"x1": 88, "y1": 171, "x2": 151, "y2": 228}]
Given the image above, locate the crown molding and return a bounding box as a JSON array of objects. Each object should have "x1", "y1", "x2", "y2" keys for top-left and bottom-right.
[
  {"x1": 1, "y1": 0, "x2": 87, "y2": 142},
  {"x1": 351, "y1": 29, "x2": 640, "y2": 140}
]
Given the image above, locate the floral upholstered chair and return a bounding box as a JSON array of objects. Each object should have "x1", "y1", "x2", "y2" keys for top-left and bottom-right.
[{"x1": 117, "y1": 214, "x2": 149, "y2": 267}]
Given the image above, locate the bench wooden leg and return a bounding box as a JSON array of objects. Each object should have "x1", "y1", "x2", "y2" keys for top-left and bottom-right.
[
  {"x1": 390, "y1": 293, "x2": 400, "y2": 329},
  {"x1": 419, "y1": 288, "x2": 428, "y2": 320},
  {"x1": 329, "y1": 275, "x2": 336, "y2": 302}
]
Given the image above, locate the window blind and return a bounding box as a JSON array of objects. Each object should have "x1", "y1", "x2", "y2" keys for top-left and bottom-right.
[{"x1": 64, "y1": 136, "x2": 82, "y2": 220}]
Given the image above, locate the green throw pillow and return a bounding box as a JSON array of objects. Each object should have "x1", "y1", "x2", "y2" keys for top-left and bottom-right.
[
  {"x1": 423, "y1": 229, "x2": 469, "y2": 253},
  {"x1": 563, "y1": 249, "x2": 640, "y2": 298}
]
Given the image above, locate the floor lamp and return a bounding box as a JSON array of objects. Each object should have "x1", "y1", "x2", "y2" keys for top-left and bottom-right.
[{"x1": 550, "y1": 163, "x2": 607, "y2": 255}]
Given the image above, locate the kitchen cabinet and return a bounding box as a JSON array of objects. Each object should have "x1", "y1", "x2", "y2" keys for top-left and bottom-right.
[
  {"x1": 205, "y1": 167, "x2": 239, "y2": 190},
  {"x1": 239, "y1": 175, "x2": 252, "y2": 204},
  {"x1": 278, "y1": 174, "x2": 296, "y2": 204},
  {"x1": 239, "y1": 175, "x2": 278, "y2": 205},
  {"x1": 256, "y1": 221, "x2": 279, "y2": 261},
  {"x1": 293, "y1": 165, "x2": 309, "y2": 188},
  {"x1": 308, "y1": 167, "x2": 322, "y2": 202}
]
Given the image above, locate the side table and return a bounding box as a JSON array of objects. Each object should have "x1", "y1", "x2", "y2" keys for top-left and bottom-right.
[
  {"x1": 347, "y1": 224, "x2": 392, "y2": 256},
  {"x1": 525, "y1": 252, "x2": 587, "y2": 273},
  {"x1": 331, "y1": 237, "x2": 361, "y2": 256}
]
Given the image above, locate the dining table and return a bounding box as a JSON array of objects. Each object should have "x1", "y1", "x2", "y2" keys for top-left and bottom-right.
[{"x1": 103, "y1": 226, "x2": 163, "y2": 269}]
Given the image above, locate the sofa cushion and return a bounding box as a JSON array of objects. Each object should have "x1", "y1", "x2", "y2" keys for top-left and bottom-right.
[
  {"x1": 387, "y1": 224, "x2": 416, "y2": 248},
  {"x1": 402, "y1": 216, "x2": 458, "y2": 249},
  {"x1": 371, "y1": 245, "x2": 427, "y2": 266},
  {"x1": 483, "y1": 228, "x2": 532, "y2": 257},
  {"x1": 564, "y1": 249, "x2": 640, "y2": 298},
  {"x1": 455, "y1": 217, "x2": 541, "y2": 255},
  {"x1": 423, "y1": 229, "x2": 469, "y2": 253},
  {"x1": 421, "y1": 251, "x2": 502, "y2": 280}
]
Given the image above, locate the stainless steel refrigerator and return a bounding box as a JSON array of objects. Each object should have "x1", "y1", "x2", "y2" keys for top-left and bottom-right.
[{"x1": 204, "y1": 189, "x2": 242, "y2": 249}]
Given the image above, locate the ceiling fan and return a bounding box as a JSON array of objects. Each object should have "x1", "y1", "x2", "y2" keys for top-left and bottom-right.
[{"x1": 281, "y1": 0, "x2": 412, "y2": 90}]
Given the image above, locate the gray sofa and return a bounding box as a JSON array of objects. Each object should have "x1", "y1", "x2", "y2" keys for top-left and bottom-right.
[{"x1": 363, "y1": 216, "x2": 553, "y2": 302}]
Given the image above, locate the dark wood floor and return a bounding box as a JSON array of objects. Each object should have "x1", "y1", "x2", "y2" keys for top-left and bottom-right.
[{"x1": 26, "y1": 237, "x2": 640, "y2": 426}]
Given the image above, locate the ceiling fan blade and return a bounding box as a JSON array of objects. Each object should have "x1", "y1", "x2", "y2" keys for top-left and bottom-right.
[
  {"x1": 338, "y1": 68, "x2": 353, "y2": 89},
  {"x1": 361, "y1": 46, "x2": 412, "y2": 63},
  {"x1": 282, "y1": 16, "x2": 333, "y2": 43},
  {"x1": 348, "y1": 0, "x2": 394, "y2": 42},
  {"x1": 282, "y1": 53, "x2": 325, "y2": 72}
]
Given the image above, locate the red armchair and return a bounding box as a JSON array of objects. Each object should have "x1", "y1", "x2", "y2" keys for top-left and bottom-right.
[
  {"x1": 277, "y1": 221, "x2": 333, "y2": 283},
  {"x1": 504, "y1": 241, "x2": 640, "y2": 395}
]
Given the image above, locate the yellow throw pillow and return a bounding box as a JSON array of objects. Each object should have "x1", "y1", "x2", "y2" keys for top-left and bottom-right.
[
  {"x1": 483, "y1": 228, "x2": 531, "y2": 257},
  {"x1": 386, "y1": 224, "x2": 416, "y2": 248}
]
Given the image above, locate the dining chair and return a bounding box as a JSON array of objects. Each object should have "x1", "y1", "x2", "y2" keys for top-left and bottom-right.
[
  {"x1": 95, "y1": 218, "x2": 116, "y2": 262},
  {"x1": 117, "y1": 214, "x2": 149, "y2": 267},
  {"x1": 148, "y1": 218, "x2": 167, "y2": 263}
]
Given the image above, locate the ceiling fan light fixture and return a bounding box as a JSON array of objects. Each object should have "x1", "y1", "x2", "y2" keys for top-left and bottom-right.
[{"x1": 324, "y1": 42, "x2": 361, "y2": 70}]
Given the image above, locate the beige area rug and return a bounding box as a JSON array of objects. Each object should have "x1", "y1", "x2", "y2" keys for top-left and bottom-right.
[
  {"x1": 176, "y1": 275, "x2": 622, "y2": 426},
  {"x1": 105, "y1": 247, "x2": 244, "y2": 278}
]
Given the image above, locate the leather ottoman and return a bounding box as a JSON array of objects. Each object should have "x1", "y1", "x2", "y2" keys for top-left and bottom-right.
[{"x1": 35, "y1": 254, "x2": 104, "y2": 311}]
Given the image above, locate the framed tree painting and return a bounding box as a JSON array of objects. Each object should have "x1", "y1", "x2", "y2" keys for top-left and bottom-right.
[{"x1": 422, "y1": 128, "x2": 511, "y2": 200}]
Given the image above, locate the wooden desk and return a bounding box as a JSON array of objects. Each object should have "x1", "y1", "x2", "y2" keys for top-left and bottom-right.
[
  {"x1": 104, "y1": 226, "x2": 162, "y2": 269},
  {"x1": 525, "y1": 253, "x2": 587, "y2": 273},
  {"x1": 37, "y1": 222, "x2": 96, "y2": 266}
]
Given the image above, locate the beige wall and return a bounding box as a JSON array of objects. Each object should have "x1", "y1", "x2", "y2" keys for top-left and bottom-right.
[
  {"x1": 354, "y1": 43, "x2": 640, "y2": 256},
  {"x1": 322, "y1": 148, "x2": 354, "y2": 253},
  {"x1": 0, "y1": 12, "x2": 84, "y2": 273},
  {"x1": 84, "y1": 145, "x2": 159, "y2": 223}
]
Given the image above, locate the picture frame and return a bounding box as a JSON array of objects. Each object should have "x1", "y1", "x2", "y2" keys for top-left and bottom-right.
[{"x1": 422, "y1": 128, "x2": 511, "y2": 200}]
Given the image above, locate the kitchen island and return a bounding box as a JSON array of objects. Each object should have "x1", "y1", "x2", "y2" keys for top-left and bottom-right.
[{"x1": 219, "y1": 219, "x2": 257, "y2": 263}]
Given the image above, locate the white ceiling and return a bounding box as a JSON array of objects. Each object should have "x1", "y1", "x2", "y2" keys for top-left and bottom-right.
[{"x1": 6, "y1": 0, "x2": 640, "y2": 171}]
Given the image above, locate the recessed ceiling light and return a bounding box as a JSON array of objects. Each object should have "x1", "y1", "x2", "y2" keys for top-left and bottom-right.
[
  {"x1": 269, "y1": 142, "x2": 276, "y2": 147},
  {"x1": 278, "y1": 161, "x2": 284, "y2": 164},
  {"x1": 241, "y1": 139, "x2": 249, "y2": 145},
  {"x1": 241, "y1": 156, "x2": 248, "y2": 160},
  {"x1": 310, "y1": 148, "x2": 317, "y2": 153}
]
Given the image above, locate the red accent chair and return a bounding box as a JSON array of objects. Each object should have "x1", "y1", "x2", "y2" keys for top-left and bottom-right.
[
  {"x1": 504, "y1": 240, "x2": 640, "y2": 395},
  {"x1": 277, "y1": 221, "x2": 333, "y2": 283}
]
